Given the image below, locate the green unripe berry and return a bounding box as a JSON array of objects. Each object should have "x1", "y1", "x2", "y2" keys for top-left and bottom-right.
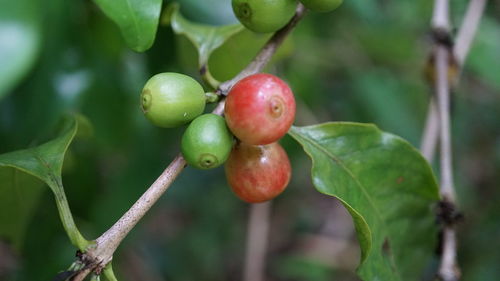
[
  {"x1": 141, "y1": 72, "x2": 206, "y2": 128},
  {"x1": 181, "y1": 114, "x2": 233, "y2": 169},
  {"x1": 299, "y1": 0, "x2": 343, "y2": 12},
  {"x1": 232, "y1": 0, "x2": 297, "y2": 33}
]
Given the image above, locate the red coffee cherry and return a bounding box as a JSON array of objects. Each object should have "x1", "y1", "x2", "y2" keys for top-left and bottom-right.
[
  {"x1": 224, "y1": 73, "x2": 296, "y2": 145},
  {"x1": 225, "y1": 142, "x2": 291, "y2": 203}
]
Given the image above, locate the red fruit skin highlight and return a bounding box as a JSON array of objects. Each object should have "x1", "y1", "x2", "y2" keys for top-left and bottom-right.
[
  {"x1": 224, "y1": 73, "x2": 296, "y2": 145},
  {"x1": 225, "y1": 142, "x2": 291, "y2": 203}
]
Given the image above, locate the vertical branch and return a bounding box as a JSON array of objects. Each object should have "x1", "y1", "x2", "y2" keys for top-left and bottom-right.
[
  {"x1": 421, "y1": 0, "x2": 487, "y2": 163},
  {"x1": 432, "y1": 0, "x2": 451, "y2": 30},
  {"x1": 431, "y1": 0, "x2": 460, "y2": 280},
  {"x1": 420, "y1": 1, "x2": 486, "y2": 280},
  {"x1": 435, "y1": 45, "x2": 456, "y2": 202},
  {"x1": 243, "y1": 202, "x2": 272, "y2": 281},
  {"x1": 420, "y1": 99, "x2": 440, "y2": 161}
]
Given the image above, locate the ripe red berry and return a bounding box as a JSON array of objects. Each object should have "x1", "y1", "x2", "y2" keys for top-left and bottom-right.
[
  {"x1": 224, "y1": 73, "x2": 296, "y2": 145},
  {"x1": 225, "y1": 142, "x2": 291, "y2": 203}
]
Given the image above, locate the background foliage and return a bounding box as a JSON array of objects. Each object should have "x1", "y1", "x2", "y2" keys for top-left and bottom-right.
[{"x1": 0, "y1": 0, "x2": 499, "y2": 280}]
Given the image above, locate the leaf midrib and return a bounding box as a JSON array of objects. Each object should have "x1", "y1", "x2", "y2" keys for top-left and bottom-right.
[
  {"x1": 124, "y1": 0, "x2": 142, "y2": 48},
  {"x1": 291, "y1": 128, "x2": 385, "y2": 224},
  {"x1": 290, "y1": 127, "x2": 403, "y2": 280}
]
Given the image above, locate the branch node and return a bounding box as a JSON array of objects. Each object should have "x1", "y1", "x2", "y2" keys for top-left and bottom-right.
[
  {"x1": 437, "y1": 199, "x2": 464, "y2": 227},
  {"x1": 431, "y1": 27, "x2": 454, "y2": 49}
]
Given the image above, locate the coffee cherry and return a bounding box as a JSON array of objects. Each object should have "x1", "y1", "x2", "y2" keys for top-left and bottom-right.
[
  {"x1": 141, "y1": 73, "x2": 205, "y2": 128},
  {"x1": 232, "y1": 0, "x2": 297, "y2": 33},
  {"x1": 299, "y1": 0, "x2": 343, "y2": 12},
  {"x1": 225, "y1": 142, "x2": 291, "y2": 203},
  {"x1": 224, "y1": 73, "x2": 296, "y2": 145},
  {"x1": 181, "y1": 114, "x2": 233, "y2": 169}
]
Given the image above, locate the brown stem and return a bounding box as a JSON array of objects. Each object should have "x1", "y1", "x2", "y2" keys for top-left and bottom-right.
[
  {"x1": 72, "y1": 267, "x2": 94, "y2": 281},
  {"x1": 68, "y1": 4, "x2": 308, "y2": 280},
  {"x1": 89, "y1": 155, "x2": 186, "y2": 266}
]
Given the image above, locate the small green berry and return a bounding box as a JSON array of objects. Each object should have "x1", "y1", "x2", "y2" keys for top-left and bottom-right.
[
  {"x1": 232, "y1": 0, "x2": 297, "y2": 33},
  {"x1": 141, "y1": 72, "x2": 206, "y2": 128},
  {"x1": 299, "y1": 0, "x2": 343, "y2": 12},
  {"x1": 181, "y1": 114, "x2": 233, "y2": 169}
]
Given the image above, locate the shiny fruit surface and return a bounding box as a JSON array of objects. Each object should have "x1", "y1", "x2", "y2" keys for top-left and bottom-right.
[
  {"x1": 232, "y1": 0, "x2": 297, "y2": 33},
  {"x1": 225, "y1": 142, "x2": 291, "y2": 203},
  {"x1": 224, "y1": 73, "x2": 296, "y2": 145},
  {"x1": 141, "y1": 72, "x2": 205, "y2": 128},
  {"x1": 181, "y1": 114, "x2": 233, "y2": 169}
]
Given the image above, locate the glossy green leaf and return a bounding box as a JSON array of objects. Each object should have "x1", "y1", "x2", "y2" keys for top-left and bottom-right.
[
  {"x1": 288, "y1": 123, "x2": 439, "y2": 281},
  {"x1": 164, "y1": 3, "x2": 243, "y2": 86},
  {"x1": 0, "y1": 0, "x2": 41, "y2": 99},
  {"x1": 0, "y1": 116, "x2": 90, "y2": 250},
  {"x1": 93, "y1": 0, "x2": 162, "y2": 52}
]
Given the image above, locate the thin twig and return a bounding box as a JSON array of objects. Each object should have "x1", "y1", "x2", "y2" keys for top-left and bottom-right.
[
  {"x1": 72, "y1": 267, "x2": 94, "y2": 281},
  {"x1": 422, "y1": 2, "x2": 487, "y2": 280},
  {"x1": 431, "y1": 0, "x2": 461, "y2": 280},
  {"x1": 91, "y1": 155, "x2": 186, "y2": 265},
  {"x1": 435, "y1": 47, "x2": 456, "y2": 202},
  {"x1": 67, "y1": 5, "x2": 307, "y2": 280},
  {"x1": 454, "y1": 0, "x2": 488, "y2": 66},
  {"x1": 420, "y1": 0, "x2": 487, "y2": 163},
  {"x1": 432, "y1": 0, "x2": 451, "y2": 30},
  {"x1": 420, "y1": 98, "x2": 440, "y2": 161},
  {"x1": 439, "y1": 227, "x2": 459, "y2": 281},
  {"x1": 243, "y1": 202, "x2": 272, "y2": 281}
]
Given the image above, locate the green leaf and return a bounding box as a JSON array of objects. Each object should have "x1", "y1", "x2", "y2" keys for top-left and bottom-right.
[
  {"x1": 0, "y1": 0, "x2": 41, "y2": 99},
  {"x1": 288, "y1": 123, "x2": 439, "y2": 281},
  {"x1": 93, "y1": 0, "x2": 162, "y2": 52},
  {"x1": 0, "y1": 115, "x2": 90, "y2": 250},
  {"x1": 164, "y1": 3, "x2": 243, "y2": 87}
]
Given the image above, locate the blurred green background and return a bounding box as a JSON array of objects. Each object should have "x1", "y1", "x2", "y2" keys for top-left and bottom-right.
[{"x1": 1, "y1": 0, "x2": 499, "y2": 280}]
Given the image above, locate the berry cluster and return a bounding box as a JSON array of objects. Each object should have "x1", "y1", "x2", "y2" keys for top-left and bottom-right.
[
  {"x1": 139, "y1": 0, "x2": 344, "y2": 202},
  {"x1": 140, "y1": 73, "x2": 295, "y2": 203}
]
